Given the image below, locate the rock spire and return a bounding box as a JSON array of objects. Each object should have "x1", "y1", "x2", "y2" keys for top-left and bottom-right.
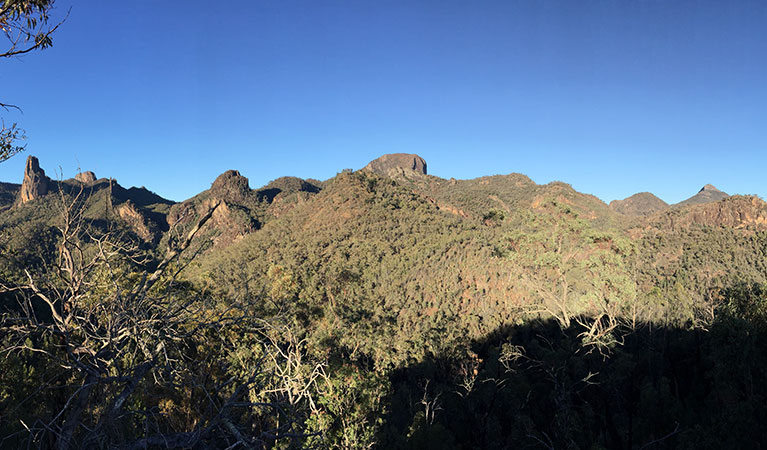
[{"x1": 18, "y1": 156, "x2": 50, "y2": 204}]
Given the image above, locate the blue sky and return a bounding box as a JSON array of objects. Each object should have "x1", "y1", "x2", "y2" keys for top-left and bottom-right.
[{"x1": 0, "y1": 0, "x2": 765, "y2": 203}]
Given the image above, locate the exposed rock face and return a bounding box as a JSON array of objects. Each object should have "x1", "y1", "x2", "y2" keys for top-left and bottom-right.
[
  {"x1": 75, "y1": 171, "x2": 97, "y2": 184},
  {"x1": 676, "y1": 184, "x2": 729, "y2": 207},
  {"x1": 363, "y1": 153, "x2": 427, "y2": 176},
  {"x1": 18, "y1": 156, "x2": 50, "y2": 204},
  {"x1": 653, "y1": 196, "x2": 767, "y2": 230},
  {"x1": 610, "y1": 192, "x2": 668, "y2": 216},
  {"x1": 210, "y1": 170, "x2": 250, "y2": 203},
  {"x1": 166, "y1": 170, "x2": 261, "y2": 249},
  {"x1": 116, "y1": 200, "x2": 161, "y2": 243}
]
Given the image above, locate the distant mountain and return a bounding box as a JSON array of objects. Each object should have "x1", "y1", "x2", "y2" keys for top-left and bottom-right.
[
  {"x1": 1, "y1": 155, "x2": 174, "y2": 244},
  {"x1": 4, "y1": 155, "x2": 763, "y2": 244},
  {"x1": 418, "y1": 175, "x2": 620, "y2": 228},
  {"x1": 609, "y1": 192, "x2": 668, "y2": 216},
  {"x1": 676, "y1": 184, "x2": 729, "y2": 207}
]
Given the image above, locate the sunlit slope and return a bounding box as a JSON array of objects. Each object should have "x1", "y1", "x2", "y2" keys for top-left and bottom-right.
[
  {"x1": 187, "y1": 167, "x2": 767, "y2": 368},
  {"x1": 185, "y1": 170, "x2": 639, "y2": 366}
]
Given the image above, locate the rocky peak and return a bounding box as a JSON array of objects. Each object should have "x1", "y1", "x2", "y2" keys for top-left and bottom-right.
[
  {"x1": 211, "y1": 170, "x2": 250, "y2": 203},
  {"x1": 18, "y1": 155, "x2": 50, "y2": 204},
  {"x1": 363, "y1": 153, "x2": 427, "y2": 176},
  {"x1": 676, "y1": 184, "x2": 729, "y2": 207},
  {"x1": 75, "y1": 171, "x2": 97, "y2": 184}
]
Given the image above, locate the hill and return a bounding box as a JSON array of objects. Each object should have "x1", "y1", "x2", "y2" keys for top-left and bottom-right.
[
  {"x1": 610, "y1": 191, "x2": 668, "y2": 216},
  {"x1": 180, "y1": 155, "x2": 767, "y2": 365}
]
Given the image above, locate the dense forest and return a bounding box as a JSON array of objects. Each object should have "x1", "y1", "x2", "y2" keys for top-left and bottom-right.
[{"x1": 1, "y1": 153, "x2": 767, "y2": 449}]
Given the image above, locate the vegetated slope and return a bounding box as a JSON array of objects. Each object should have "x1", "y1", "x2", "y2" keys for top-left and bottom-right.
[
  {"x1": 184, "y1": 165, "x2": 767, "y2": 368},
  {"x1": 411, "y1": 172, "x2": 624, "y2": 230},
  {"x1": 610, "y1": 191, "x2": 668, "y2": 216},
  {"x1": 5, "y1": 154, "x2": 765, "y2": 340},
  {"x1": 178, "y1": 164, "x2": 767, "y2": 448},
  {"x1": 186, "y1": 170, "x2": 519, "y2": 367},
  {"x1": 0, "y1": 182, "x2": 20, "y2": 209},
  {"x1": 629, "y1": 195, "x2": 767, "y2": 321}
]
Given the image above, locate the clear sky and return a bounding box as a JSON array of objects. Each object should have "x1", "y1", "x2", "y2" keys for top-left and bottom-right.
[{"x1": 0, "y1": 0, "x2": 765, "y2": 203}]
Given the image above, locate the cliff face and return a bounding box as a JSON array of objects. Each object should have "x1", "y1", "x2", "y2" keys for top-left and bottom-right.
[
  {"x1": 18, "y1": 156, "x2": 50, "y2": 204},
  {"x1": 363, "y1": 153, "x2": 427, "y2": 176},
  {"x1": 116, "y1": 200, "x2": 163, "y2": 243}
]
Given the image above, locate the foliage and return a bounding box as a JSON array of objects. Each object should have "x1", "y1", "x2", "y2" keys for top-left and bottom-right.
[{"x1": 0, "y1": 190, "x2": 320, "y2": 449}]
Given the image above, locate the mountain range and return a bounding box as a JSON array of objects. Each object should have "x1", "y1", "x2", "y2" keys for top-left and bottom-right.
[
  {"x1": 3, "y1": 153, "x2": 767, "y2": 448},
  {"x1": 4, "y1": 152, "x2": 766, "y2": 337},
  {"x1": 3, "y1": 154, "x2": 764, "y2": 239}
]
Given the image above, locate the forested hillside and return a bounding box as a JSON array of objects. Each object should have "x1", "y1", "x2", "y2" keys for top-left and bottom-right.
[{"x1": 2, "y1": 154, "x2": 767, "y2": 449}]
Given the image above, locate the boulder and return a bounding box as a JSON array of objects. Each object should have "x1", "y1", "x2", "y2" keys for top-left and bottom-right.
[
  {"x1": 75, "y1": 171, "x2": 97, "y2": 184},
  {"x1": 363, "y1": 153, "x2": 427, "y2": 176}
]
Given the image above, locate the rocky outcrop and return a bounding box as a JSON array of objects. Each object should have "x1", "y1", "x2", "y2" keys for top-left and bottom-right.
[
  {"x1": 651, "y1": 195, "x2": 767, "y2": 231},
  {"x1": 18, "y1": 156, "x2": 50, "y2": 204},
  {"x1": 363, "y1": 153, "x2": 427, "y2": 177},
  {"x1": 676, "y1": 184, "x2": 729, "y2": 207},
  {"x1": 166, "y1": 170, "x2": 262, "y2": 249},
  {"x1": 610, "y1": 192, "x2": 668, "y2": 216},
  {"x1": 75, "y1": 171, "x2": 97, "y2": 184},
  {"x1": 210, "y1": 170, "x2": 250, "y2": 203},
  {"x1": 116, "y1": 200, "x2": 162, "y2": 243}
]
